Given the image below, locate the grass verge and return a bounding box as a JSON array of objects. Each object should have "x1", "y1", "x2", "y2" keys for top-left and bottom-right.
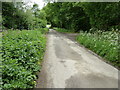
[
  {"x1": 53, "y1": 27, "x2": 75, "y2": 33},
  {"x1": 76, "y1": 30, "x2": 119, "y2": 69}
]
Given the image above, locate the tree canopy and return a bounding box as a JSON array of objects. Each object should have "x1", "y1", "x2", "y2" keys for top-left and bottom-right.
[
  {"x1": 2, "y1": 2, "x2": 120, "y2": 31},
  {"x1": 2, "y1": 2, "x2": 47, "y2": 30},
  {"x1": 42, "y1": 2, "x2": 120, "y2": 32}
]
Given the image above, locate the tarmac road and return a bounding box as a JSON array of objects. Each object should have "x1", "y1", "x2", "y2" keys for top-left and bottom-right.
[{"x1": 36, "y1": 29, "x2": 119, "y2": 88}]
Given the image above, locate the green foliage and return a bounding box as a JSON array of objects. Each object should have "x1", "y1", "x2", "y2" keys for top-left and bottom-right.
[
  {"x1": 2, "y1": 3, "x2": 47, "y2": 30},
  {"x1": 43, "y1": 2, "x2": 120, "y2": 31},
  {"x1": 43, "y1": 2, "x2": 91, "y2": 32},
  {"x1": 76, "y1": 29, "x2": 119, "y2": 68},
  {"x1": 80, "y1": 2, "x2": 120, "y2": 30},
  {"x1": 2, "y1": 2, "x2": 34, "y2": 30},
  {"x1": 2, "y1": 29, "x2": 46, "y2": 88},
  {"x1": 53, "y1": 27, "x2": 74, "y2": 33},
  {"x1": 32, "y1": 4, "x2": 39, "y2": 17},
  {"x1": 36, "y1": 28, "x2": 49, "y2": 34},
  {"x1": 32, "y1": 7, "x2": 47, "y2": 29}
]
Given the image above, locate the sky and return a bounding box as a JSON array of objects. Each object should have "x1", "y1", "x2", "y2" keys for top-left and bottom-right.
[{"x1": 24, "y1": 0, "x2": 46, "y2": 9}]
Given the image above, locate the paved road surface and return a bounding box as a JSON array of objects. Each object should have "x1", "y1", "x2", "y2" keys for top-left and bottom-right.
[{"x1": 36, "y1": 29, "x2": 118, "y2": 88}]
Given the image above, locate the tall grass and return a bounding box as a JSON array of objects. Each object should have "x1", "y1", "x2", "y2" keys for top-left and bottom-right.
[{"x1": 77, "y1": 30, "x2": 119, "y2": 68}]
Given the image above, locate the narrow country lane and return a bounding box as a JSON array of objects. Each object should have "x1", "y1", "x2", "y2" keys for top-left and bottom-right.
[{"x1": 36, "y1": 29, "x2": 118, "y2": 88}]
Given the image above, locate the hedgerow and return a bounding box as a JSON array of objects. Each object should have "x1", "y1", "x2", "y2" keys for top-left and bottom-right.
[
  {"x1": 76, "y1": 29, "x2": 119, "y2": 68},
  {"x1": 2, "y1": 29, "x2": 47, "y2": 88}
]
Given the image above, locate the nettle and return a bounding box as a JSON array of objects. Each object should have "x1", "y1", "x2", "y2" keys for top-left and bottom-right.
[{"x1": 2, "y1": 30, "x2": 46, "y2": 88}]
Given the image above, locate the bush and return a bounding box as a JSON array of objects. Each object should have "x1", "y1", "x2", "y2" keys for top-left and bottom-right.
[
  {"x1": 2, "y1": 30, "x2": 46, "y2": 88},
  {"x1": 76, "y1": 30, "x2": 119, "y2": 68}
]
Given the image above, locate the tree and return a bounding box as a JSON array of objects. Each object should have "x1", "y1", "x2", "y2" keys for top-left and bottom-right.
[
  {"x1": 42, "y1": 2, "x2": 91, "y2": 32},
  {"x1": 32, "y1": 4, "x2": 47, "y2": 29},
  {"x1": 81, "y1": 2, "x2": 120, "y2": 30},
  {"x1": 2, "y1": 2, "x2": 34, "y2": 30}
]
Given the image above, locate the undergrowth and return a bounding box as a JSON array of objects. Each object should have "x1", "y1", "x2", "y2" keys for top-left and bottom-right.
[
  {"x1": 2, "y1": 29, "x2": 47, "y2": 88},
  {"x1": 76, "y1": 29, "x2": 119, "y2": 68},
  {"x1": 53, "y1": 27, "x2": 74, "y2": 33}
]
